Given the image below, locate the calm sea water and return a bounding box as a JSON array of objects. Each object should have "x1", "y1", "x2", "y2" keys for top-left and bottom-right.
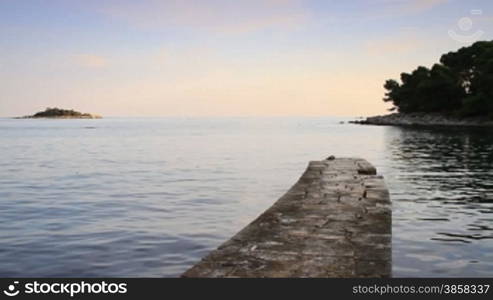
[{"x1": 0, "y1": 117, "x2": 492, "y2": 277}]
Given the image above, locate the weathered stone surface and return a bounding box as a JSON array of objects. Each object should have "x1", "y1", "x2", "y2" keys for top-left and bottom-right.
[{"x1": 182, "y1": 158, "x2": 391, "y2": 278}]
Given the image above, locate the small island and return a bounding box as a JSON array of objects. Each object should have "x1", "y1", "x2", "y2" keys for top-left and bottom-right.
[
  {"x1": 353, "y1": 40, "x2": 493, "y2": 127},
  {"x1": 17, "y1": 107, "x2": 102, "y2": 119}
]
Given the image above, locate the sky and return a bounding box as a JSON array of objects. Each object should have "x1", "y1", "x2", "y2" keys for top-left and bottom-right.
[{"x1": 1, "y1": 0, "x2": 492, "y2": 117}]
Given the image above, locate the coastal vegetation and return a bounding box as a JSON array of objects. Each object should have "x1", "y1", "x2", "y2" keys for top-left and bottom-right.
[
  {"x1": 19, "y1": 107, "x2": 101, "y2": 119},
  {"x1": 383, "y1": 40, "x2": 493, "y2": 119}
]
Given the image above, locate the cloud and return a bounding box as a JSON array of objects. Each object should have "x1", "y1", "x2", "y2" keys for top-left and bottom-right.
[
  {"x1": 95, "y1": 0, "x2": 309, "y2": 33},
  {"x1": 314, "y1": 0, "x2": 451, "y2": 27},
  {"x1": 381, "y1": 0, "x2": 449, "y2": 14},
  {"x1": 408, "y1": 0, "x2": 449, "y2": 12},
  {"x1": 71, "y1": 54, "x2": 108, "y2": 68},
  {"x1": 365, "y1": 32, "x2": 427, "y2": 55}
]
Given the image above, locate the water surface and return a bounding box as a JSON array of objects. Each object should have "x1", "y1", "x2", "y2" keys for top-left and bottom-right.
[{"x1": 0, "y1": 117, "x2": 492, "y2": 277}]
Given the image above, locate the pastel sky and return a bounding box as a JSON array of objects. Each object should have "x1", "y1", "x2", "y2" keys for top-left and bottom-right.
[{"x1": 1, "y1": 0, "x2": 492, "y2": 117}]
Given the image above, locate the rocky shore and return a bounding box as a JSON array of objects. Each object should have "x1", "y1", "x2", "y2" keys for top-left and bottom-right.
[
  {"x1": 16, "y1": 115, "x2": 102, "y2": 119},
  {"x1": 351, "y1": 113, "x2": 493, "y2": 127},
  {"x1": 15, "y1": 108, "x2": 102, "y2": 119}
]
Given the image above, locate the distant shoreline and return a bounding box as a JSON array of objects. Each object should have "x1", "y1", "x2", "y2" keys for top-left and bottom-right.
[
  {"x1": 14, "y1": 115, "x2": 102, "y2": 119},
  {"x1": 15, "y1": 108, "x2": 102, "y2": 119},
  {"x1": 350, "y1": 113, "x2": 493, "y2": 127}
]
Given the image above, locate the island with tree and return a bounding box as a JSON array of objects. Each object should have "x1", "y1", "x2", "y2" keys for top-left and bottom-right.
[
  {"x1": 17, "y1": 108, "x2": 102, "y2": 119},
  {"x1": 353, "y1": 40, "x2": 493, "y2": 126}
]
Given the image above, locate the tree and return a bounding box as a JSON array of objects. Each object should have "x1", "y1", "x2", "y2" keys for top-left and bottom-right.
[{"x1": 383, "y1": 40, "x2": 493, "y2": 118}]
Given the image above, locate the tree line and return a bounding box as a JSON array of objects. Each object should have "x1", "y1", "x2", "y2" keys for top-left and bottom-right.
[
  {"x1": 32, "y1": 107, "x2": 91, "y2": 117},
  {"x1": 383, "y1": 40, "x2": 493, "y2": 119}
]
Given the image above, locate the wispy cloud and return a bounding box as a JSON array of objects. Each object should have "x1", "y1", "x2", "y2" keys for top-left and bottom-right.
[
  {"x1": 314, "y1": 0, "x2": 451, "y2": 27},
  {"x1": 365, "y1": 31, "x2": 427, "y2": 55},
  {"x1": 409, "y1": 0, "x2": 449, "y2": 12},
  {"x1": 380, "y1": 0, "x2": 449, "y2": 14},
  {"x1": 71, "y1": 54, "x2": 108, "y2": 68},
  {"x1": 96, "y1": 0, "x2": 309, "y2": 33}
]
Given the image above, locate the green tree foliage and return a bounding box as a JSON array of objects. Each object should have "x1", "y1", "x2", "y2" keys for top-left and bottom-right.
[{"x1": 383, "y1": 40, "x2": 493, "y2": 118}]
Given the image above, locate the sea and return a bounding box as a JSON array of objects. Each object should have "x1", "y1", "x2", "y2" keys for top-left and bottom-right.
[{"x1": 0, "y1": 117, "x2": 492, "y2": 277}]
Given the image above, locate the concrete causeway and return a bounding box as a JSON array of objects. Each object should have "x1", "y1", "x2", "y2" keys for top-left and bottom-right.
[{"x1": 182, "y1": 157, "x2": 391, "y2": 278}]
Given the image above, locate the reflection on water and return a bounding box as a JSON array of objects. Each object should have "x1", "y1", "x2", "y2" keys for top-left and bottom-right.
[
  {"x1": 0, "y1": 118, "x2": 492, "y2": 277},
  {"x1": 385, "y1": 127, "x2": 493, "y2": 277}
]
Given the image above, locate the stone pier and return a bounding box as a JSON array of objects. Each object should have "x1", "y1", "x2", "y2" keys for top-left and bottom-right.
[{"x1": 182, "y1": 158, "x2": 391, "y2": 278}]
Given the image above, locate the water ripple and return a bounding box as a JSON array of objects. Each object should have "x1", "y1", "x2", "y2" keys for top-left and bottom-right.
[{"x1": 1, "y1": 118, "x2": 492, "y2": 277}]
